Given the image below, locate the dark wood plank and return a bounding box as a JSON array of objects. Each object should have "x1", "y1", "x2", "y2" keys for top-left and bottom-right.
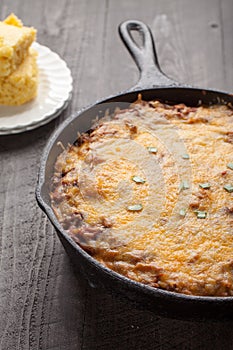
[{"x1": 0, "y1": 0, "x2": 233, "y2": 349}]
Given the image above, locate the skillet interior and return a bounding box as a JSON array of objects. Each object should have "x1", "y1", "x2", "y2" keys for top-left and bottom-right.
[{"x1": 37, "y1": 86, "x2": 233, "y2": 322}]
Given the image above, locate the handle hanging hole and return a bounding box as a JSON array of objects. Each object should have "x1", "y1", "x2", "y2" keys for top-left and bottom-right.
[{"x1": 129, "y1": 29, "x2": 144, "y2": 49}]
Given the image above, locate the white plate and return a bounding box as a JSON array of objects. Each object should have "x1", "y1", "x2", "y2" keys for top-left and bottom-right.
[{"x1": 0, "y1": 42, "x2": 73, "y2": 135}]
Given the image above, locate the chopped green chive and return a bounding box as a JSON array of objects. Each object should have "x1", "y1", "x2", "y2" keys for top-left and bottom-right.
[
  {"x1": 147, "y1": 147, "x2": 158, "y2": 154},
  {"x1": 182, "y1": 154, "x2": 190, "y2": 159},
  {"x1": 227, "y1": 163, "x2": 233, "y2": 170},
  {"x1": 194, "y1": 210, "x2": 207, "y2": 219},
  {"x1": 199, "y1": 183, "x2": 211, "y2": 189},
  {"x1": 224, "y1": 184, "x2": 233, "y2": 193},
  {"x1": 131, "y1": 176, "x2": 146, "y2": 184},
  {"x1": 179, "y1": 209, "x2": 187, "y2": 217},
  {"x1": 127, "y1": 204, "x2": 143, "y2": 212},
  {"x1": 179, "y1": 180, "x2": 190, "y2": 191}
]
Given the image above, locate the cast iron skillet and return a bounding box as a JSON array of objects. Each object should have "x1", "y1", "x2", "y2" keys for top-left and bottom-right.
[{"x1": 36, "y1": 20, "x2": 233, "y2": 321}]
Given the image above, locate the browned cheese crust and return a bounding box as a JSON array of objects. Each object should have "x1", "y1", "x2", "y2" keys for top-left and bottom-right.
[{"x1": 51, "y1": 97, "x2": 233, "y2": 296}]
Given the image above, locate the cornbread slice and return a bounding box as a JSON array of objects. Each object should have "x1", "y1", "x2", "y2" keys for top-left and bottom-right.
[
  {"x1": 0, "y1": 48, "x2": 38, "y2": 105},
  {"x1": 0, "y1": 14, "x2": 36, "y2": 77}
]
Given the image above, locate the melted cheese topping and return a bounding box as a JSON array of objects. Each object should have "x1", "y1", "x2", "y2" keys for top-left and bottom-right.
[{"x1": 51, "y1": 99, "x2": 233, "y2": 296}]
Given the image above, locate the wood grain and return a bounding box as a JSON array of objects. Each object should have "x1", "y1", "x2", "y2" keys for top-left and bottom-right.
[{"x1": 0, "y1": 0, "x2": 233, "y2": 349}]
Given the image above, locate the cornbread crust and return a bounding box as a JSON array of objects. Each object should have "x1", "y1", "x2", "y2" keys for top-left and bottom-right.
[
  {"x1": 0, "y1": 48, "x2": 38, "y2": 105},
  {"x1": 0, "y1": 14, "x2": 36, "y2": 77},
  {"x1": 51, "y1": 99, "x2": 233, "y2": 296}
]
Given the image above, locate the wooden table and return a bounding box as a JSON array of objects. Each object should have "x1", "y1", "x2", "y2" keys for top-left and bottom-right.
[{"x1": 1, "y1": 1, "x2": 233, "y2": 349}]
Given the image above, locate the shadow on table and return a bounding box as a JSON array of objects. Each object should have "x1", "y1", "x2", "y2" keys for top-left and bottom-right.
[
  {"x1": 58, "y1": 260, "x2": 233, "y2": 350},
  {"x1": 0, "y1": 107, "x2": 71, "y2": 154}
]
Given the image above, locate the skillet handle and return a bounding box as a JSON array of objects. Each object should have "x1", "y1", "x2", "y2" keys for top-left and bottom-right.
[{"x1": 119, "y1": 20, "x2": 178, "y2": 90}]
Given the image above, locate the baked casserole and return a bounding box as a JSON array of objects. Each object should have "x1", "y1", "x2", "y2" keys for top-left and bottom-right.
[{"x1": 50, "y1": 96, "x2": 233, "y2": 296}]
